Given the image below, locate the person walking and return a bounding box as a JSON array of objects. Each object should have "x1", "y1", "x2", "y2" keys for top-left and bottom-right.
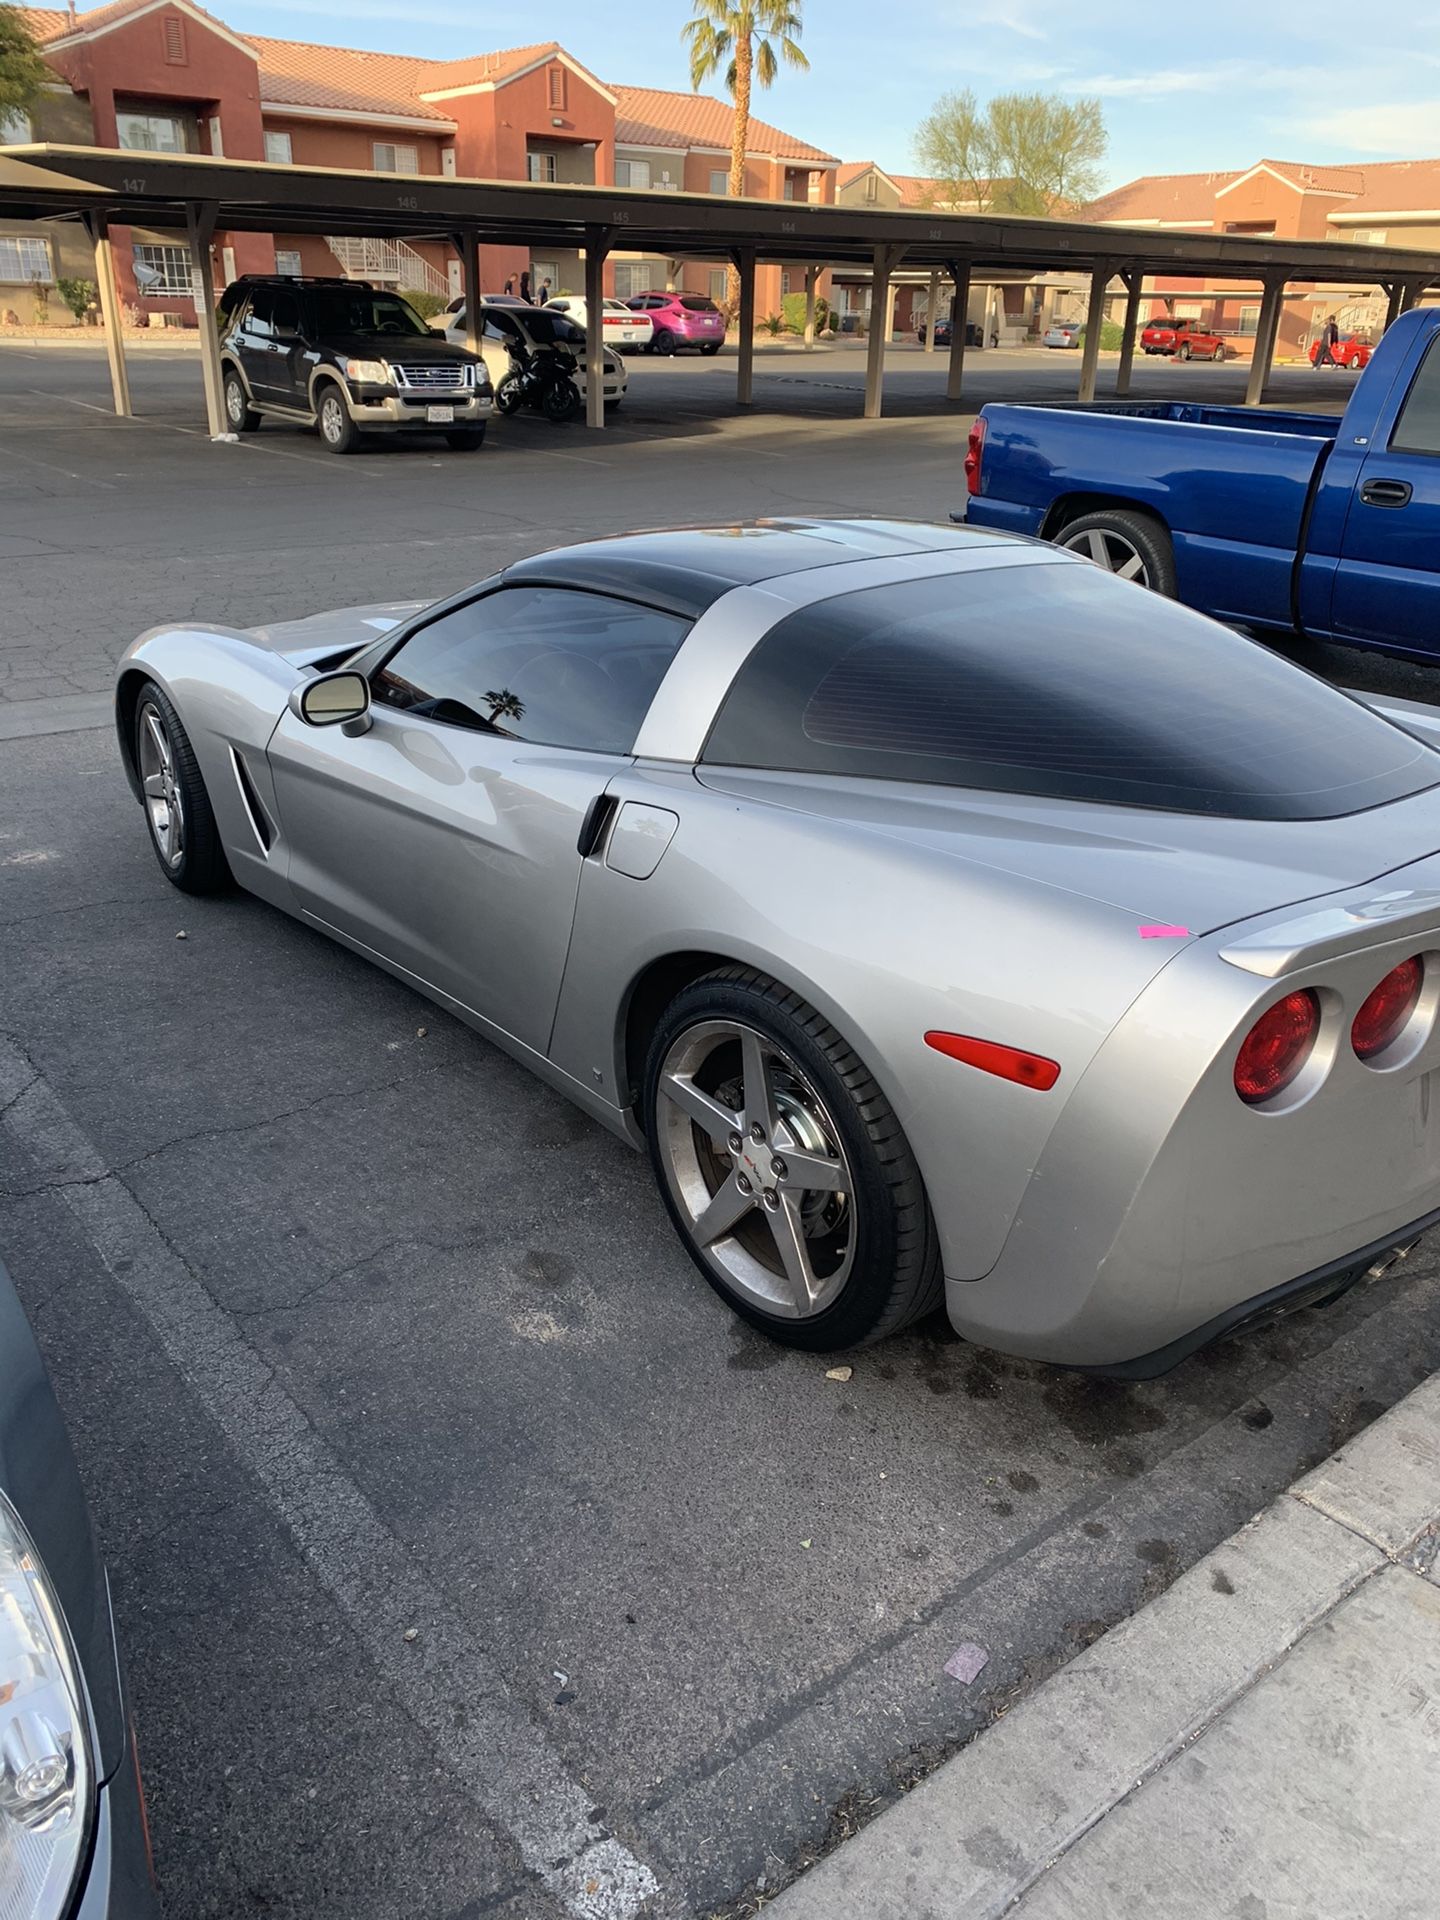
[
  {"x1": 519, "y1": 270, "x2": 533, "y2": 304},
  {"x1": 1314, "y1": 313, "x2": 1340, "y2": 369},
  {"x1": 503, "y1": 275, "x2": 514, "y2": 297},
  {"x1": 537, "y1": 277, "x2": 552, "y2": 307}
]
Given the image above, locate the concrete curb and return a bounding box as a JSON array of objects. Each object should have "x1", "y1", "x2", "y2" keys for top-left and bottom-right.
[{"x1": 763, "y1": 1373, "x2": 1440, "y2": 1920}]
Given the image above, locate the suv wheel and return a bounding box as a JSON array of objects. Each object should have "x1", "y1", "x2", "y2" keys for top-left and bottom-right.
[
  {"x1": 652, "y1": 329, "x2": 677, "y2": 356},
  {"x1": 316, "y1": 383, "x2": 360, "y2": 454},
  {"x1": 223, "y1": 368, "x2": 259, "y2": 432}
]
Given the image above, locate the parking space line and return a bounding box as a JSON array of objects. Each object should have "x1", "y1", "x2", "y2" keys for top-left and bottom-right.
[
  {"x1": 0, "y1": 1039, "x2": 661, "y2": 1920},
  {"x1": 0, "y1": 430, "x2": 116, "y2": 488}
]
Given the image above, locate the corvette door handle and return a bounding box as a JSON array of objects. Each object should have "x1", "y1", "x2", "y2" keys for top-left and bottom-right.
[
  {"x1": 576, "y1": 792, "x2": 618, "y2": 857},
  {"x1": 1360, "y1": 478, "x2": 1413, "y2": 508}
]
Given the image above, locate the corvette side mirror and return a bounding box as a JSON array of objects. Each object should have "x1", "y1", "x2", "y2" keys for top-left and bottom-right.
[{"x1": 291, "y1": 670, "x2": 372, "y2": 735}]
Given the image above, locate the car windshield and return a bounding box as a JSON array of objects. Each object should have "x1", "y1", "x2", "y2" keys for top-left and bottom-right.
[{"x1": 306, "y1": 289, "x2": 431, "y2": 337}]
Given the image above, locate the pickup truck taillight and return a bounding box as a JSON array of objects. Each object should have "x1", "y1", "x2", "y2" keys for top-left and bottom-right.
[{"x1": 965, "y1": 416, "x2": 987, "y2": 496}]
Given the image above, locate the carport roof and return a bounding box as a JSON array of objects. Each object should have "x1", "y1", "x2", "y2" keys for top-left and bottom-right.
[{"x1": 2, "y1": 144, "x2": 1438, "y2": 286}]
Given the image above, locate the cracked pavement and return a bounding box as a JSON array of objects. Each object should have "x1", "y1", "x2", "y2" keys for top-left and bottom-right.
[{"x1": 4, "y1": 341, "x2": 1440, "y2": 1920}]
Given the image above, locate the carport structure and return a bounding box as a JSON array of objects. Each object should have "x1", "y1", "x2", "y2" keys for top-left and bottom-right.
[{"x1": 3, "y1": 143, "x2": 1440, "y2": 432}]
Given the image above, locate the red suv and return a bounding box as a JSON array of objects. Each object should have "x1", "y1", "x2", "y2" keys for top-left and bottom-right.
[
  {"x1": 1141, "y1": 316, "x2": 1228, "y2": 361},
  {"x1": 625, "y1": 291, "x2": 726, "y2": 356}
]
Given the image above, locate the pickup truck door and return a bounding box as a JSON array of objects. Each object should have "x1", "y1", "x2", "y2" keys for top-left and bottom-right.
[{"x1": 1331, "y1": 329, "x2": 1440, "y2": 654}]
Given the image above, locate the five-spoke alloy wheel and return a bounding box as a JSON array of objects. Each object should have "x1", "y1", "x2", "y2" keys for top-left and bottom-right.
[
  {"x1": 645, "y1": 968, "x2": 941, "y2": 1349},
  {"x1": 1055, "y1": 508, "x2": 1177, "y2": 597},
  {"x1": 132, "y1": 681, "x2": 230, "y2": 894}
]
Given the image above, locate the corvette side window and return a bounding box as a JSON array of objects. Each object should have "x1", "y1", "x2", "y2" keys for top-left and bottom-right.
[{"x1": 372, "y1": 588, "x2": 690, "y2": 755}]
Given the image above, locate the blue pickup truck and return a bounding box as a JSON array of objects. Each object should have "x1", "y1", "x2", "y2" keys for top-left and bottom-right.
[{"x1": 962, "y1": 306, "x2": 1440, "y2": 660}]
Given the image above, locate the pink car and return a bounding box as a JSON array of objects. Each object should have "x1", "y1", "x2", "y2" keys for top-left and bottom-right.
[{"x1": 625, "y1": 291, "x2": 726, "y2": 356}]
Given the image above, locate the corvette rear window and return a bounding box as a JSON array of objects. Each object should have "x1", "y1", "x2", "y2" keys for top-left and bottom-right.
[{"x1": 700, "y1": 564, "x2": 1440, "y2": 818}]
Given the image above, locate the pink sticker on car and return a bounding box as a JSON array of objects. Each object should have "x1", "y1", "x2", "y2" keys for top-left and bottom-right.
[{"x1": 1139, "y1": 925, "x2": 1191, "y2": 939}]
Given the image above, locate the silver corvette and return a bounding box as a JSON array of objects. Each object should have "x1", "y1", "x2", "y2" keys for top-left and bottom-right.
[{"x1": 115, "y1": 519, "x2": 1440, "y2": 1373}]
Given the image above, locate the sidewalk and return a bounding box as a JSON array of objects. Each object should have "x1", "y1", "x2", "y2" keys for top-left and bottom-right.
[{"x1": 767, "y1": 1374, "x2": 1440, "y2": 1920}]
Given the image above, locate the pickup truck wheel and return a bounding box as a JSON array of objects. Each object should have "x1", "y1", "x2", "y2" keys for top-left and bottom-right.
[
  {"x1": 1056, "y1": 509, "x2": 1177, "y2": 596},
  {"x1": 1177, "y1": 342, "x2": 1192, "y2": 361},
  {"x1": 1212, "y1": 343, "x2": 1226, "y2": 362}
]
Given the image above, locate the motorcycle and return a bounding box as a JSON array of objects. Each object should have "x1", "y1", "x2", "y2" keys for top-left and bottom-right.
[{"x1": 494, "y1": 336, "x2": 582, "y2": 424}]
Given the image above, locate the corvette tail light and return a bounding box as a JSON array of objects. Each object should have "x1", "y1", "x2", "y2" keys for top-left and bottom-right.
[
  {"x1": 1234, "y1": 990, "x2": 1319, "y2": 1104},
  {"x1": 925, "y1": 1029, "x2": 1059, "y2": 1091},
  {"x1": 965, "y1": 417, "x2": 987, "y2": 496},
  {"x1": 1351, "y1": 956, "x2": 1423, "y2": 1061}
]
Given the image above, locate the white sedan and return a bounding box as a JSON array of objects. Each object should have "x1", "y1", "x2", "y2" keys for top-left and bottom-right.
[
  {"x1": 442, "y1": 301, "x2": 628, "y2": 406},
  {"x1": 544, "y1": 296, "x2": 654, "y2": 352}
]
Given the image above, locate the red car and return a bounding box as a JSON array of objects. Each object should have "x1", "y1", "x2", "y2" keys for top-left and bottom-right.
[
  {"x1": 1310, "y1": 333, "x2": 1372, "y2": 370},
  {"x1": 1141, "y1": 316, "x2": 1228, "y2": 361}
]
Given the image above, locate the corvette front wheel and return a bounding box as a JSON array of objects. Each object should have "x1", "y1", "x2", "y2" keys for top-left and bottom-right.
[
  {"x1": 645, "y1": 967, "x2": 941, "y2": 1350},
  {"x1": 134, "y1": 682, "x2": 230, "y2": 894}
]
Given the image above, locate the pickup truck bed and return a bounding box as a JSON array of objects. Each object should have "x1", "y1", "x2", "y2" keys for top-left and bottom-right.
[{"x1": 964, "y1": 308, "x2": 1440, "y2": 660}]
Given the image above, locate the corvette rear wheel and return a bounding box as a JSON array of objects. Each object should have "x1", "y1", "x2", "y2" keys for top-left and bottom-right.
[
  {"x1": 1056, "y1": 508, "x2": 1177, "y2": 596},
  {"x1": 134, "y1": 681, "x2": 230, "y2": 894},
  {"x1": 645, "y1": 968, "x2": 941, "y2": 1350}
]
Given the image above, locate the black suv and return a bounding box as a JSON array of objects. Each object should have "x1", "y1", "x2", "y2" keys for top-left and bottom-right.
[{"x1": 217, "y1": 276, "x2": 492, "y2": 454}]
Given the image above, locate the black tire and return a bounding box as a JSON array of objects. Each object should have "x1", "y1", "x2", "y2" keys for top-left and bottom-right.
[
  {"x1": 542, "y1": 380, "x2": 581, "y2": 423},
  {"x1": 222, "y1": 367, "x2": 259, "y2": 433},
  {"x1": 1177, "y1": 342, "x2": 1192, "y2": 361},
  {"x1": 445, "y1": 427, "x2": 487, "y2": 449},
  {"x1": 699, "y1": 342, "x2": 722, "y2": 356},
  {"x1": 644, "y1": 966, "x2": 942, "y2": 1351},
  {"x1": 133, "y1": 681, "x2": 230, "y2": 895},
  {"x1": 1055, "y1": 507, "x2": 1177, "y2": 596},
  {"x1": 314, "y1": 381, "x2": 360, "y2": 454},
  {"x1": 652, "y1": 328, "x2": 677, "y2": 356},
  {"x1": 1212, "y1": 343, "x2": 1226, "y2": 362},
  {"x1": 495, "y1": 374, "x2": 525, "y2": 416}
]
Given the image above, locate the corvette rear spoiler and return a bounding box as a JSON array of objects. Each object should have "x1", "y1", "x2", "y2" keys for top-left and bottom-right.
[{"x1": 1220, "y1": 887, "x2": 1440, "y2": 979}]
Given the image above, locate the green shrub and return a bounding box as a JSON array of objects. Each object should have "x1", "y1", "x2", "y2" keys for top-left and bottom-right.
[
  {"x1": 780, "y1": 290, "x2": 829, "y2": 335},
  {"x1": 761, "y1": 311, "x2": 785, "y2": 335},
  {"x1": 56, "y1": 277, "x2": 96, "y2": 323},
  {"x1": 827, "y1": 309, "x2": 840, "y2": 334},
  {"x1": 1100, "y1": 318, "x2": 1124, "y2": 350},
  {"x1": 400, "y1": 287, "x2": 447, "y2": 321}
]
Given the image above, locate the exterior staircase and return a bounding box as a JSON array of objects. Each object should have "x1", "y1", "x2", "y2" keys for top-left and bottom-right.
[{"x1": 324, "y1": 235, "x2": 450, "y2": 299}]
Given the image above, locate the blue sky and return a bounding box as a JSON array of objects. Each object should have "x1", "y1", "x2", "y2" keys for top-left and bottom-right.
[{"x1": 226, "y1": 0, "x2": 1440, "y2": 189}]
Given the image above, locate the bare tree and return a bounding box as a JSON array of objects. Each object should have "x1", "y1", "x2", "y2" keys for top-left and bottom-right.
[
  {"x1": 914, "y1": 89, "x2": 1106, "y2": 218},
  {"x1": 0, "y1": 4, "x2": 51, "y2": 131},
  {"x1": 683, "y1": 0, "x2": 808, "y2": 307}
]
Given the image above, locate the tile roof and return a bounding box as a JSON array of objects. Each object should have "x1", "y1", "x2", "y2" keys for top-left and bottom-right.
[
  {"x1": 246, "y1": 35, "x2": 453, "y2": 122},
  {"x1": 1085, "y1": 168, "x2": 1242, "y2": 225},
  {"x1": 837, "y1": 160, "x2": 878, "y2": 189},
  {"x1": 612, "y1": 86, "x2": 836, "y2": 163},
  {"x1": 1258, "y1": 158, "x2": 1365, "y2": 195},
  {"x1": 890, "y1": 171, "x2": 946, "y2": 207},
  {"x1": 417, "y1": 43, "x2": 566, "y2": 93},
  {"x1": 16, "y1": 6, "x2": 81, "y2": 38},
  {"x1": 1333, "y1": 157, "x2": 1440, "y2": 211}
]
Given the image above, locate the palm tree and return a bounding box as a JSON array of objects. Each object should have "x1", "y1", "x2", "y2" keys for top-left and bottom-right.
[
  {"x1": 683, "y1": 0, "x2": 808, "y2": 308},
  {"x1": 483, "y1": 688, "x2": 525, "y2": 730}
]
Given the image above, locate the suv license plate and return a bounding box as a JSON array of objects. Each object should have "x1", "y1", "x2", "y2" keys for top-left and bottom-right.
[{"x1": 427, "y1": 404, "x2": 455, "y2": 424}]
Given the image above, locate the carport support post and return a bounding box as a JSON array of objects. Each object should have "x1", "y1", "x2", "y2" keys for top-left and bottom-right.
[
  {"x1": 803, "y1": 264, "x2": 818, "y2": 349},
  {"x1": 583, "y1": 226, "x2": 611, "y2": 429},
  {"x1": 923, "y1": 269, "x2": 940, "y2": 353},
  {"x1": 82, "y1": 211, "x2": 131, "y2": 418},
  {"x1": 1077, "y1": 260, "x2": 1112, "y2": 404},
  {"x1": 452, "y1": 229, "x2": 482, "y2": 354},
  {"x1": 1245, "y1": 278, "x2": 1285, "y2": 407},
  {"x1": 734, "y1": 249, "x2": 756, "y2": 406},
  {"x1": 945, "y1": 258, "x2": 971, "y2": 402},
  {"x1": 184, "y1": 200, "x2": 228, "y2": 439},
  {"x1": 1114, "y1": 268, "x2": 1143, "y2": 397},
  {"x1": 864, "y1": 245, "x2": 903, "y2": 419}
]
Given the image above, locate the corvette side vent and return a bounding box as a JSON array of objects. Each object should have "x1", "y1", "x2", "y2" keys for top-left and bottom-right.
[{"x1": 230, "y1": 747, "x2": 275, "y2": 855}]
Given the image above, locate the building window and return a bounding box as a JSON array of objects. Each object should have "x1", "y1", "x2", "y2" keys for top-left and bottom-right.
[
  {"x1": 781, "y1": 270, "x2": 791, "y2": 295},
  {"x1": 1348, "y1": 229, "x2": 1388, "y2": 246},
  {"x1": 0, "y1": 234, "x2": 54, "y2": 283},
  {"x1": 274, "y1": 248, "x2": 302, "y2": 277},
  {"x1": 132, "y1": 243, "x2": 191, "y2": 296},
  {"x1": 864, "y1": 171, "x2": 877, "y2": 202},
  {"x1": 528, "y1": 152, "x2": 557, "y2": 184},
  {"x1": 373, "y1": 142, "x2": 419, "y2": 174},
  {"x1": 708, "y1": 268, "x2": 727, "y2": 301},
  {"x1": 710, "y1": 168, "x2": 730, "y2": 196},
  {"x1": 264, "y1": 129, "x2": 292, "y2": 165},
  {"x1": 0, "y1": 109, "x2": 32, "y2": 145},
  {"x1": 162, "y1": 12, "x2": 186, "y2": 62},
  {"x1": 1237, "y1": 305, "x2": 1261, "y2": 336},
  {"x1": 208, "y1": 116, "x2": 223, "y2": 157},
  {"x1": 615, "y1": 158, "x2": 651, "y2": 190},
  {"x1": 547, "y1": 65, "x2": 566, "y2": 110},
  {"x1": 782, "y1": 176, "x2": 795, "y2": 201},
  {"x1": 117, "y1": 110, "x2": 188, "y2": 153},
  {"x1": 613, "y1": 260, "x2": 663, "y2": 299}
]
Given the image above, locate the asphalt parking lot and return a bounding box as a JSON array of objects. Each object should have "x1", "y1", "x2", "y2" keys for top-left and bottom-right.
[{"x1": 4, "y1": 338, "x2": 1440, "y2": 1920}]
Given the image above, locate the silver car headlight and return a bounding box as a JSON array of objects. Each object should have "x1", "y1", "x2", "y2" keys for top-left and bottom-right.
[
  {"x1": 0, "y1": 1493, "x2": 94, "y2": 1920},
  {"x1": 338, "y1": 357, "x2": 387, "y2": 383}
]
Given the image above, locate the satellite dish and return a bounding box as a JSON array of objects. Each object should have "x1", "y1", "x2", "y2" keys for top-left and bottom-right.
[{"x1": 132, "y1": 260, "x2": 165, "y2": 288}]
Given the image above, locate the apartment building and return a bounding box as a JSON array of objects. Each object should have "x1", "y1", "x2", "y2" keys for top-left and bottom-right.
[
  {"x1": 1088, "y1": 158, "x2": 1440, "y2": 355},
  {"x1": 2, "y1": 0, "x2": 838, "y2": 323}
]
